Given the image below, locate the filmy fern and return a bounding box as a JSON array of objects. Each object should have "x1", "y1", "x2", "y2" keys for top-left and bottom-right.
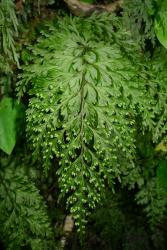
[
  {"x1": 122, "y1": 0, "x2": 156, "y2": 46},
  {"x1": 0, "y1": 159, "x2": 55, "y2": 250},
  {"x1": 17, "y1": 14, "x2": 167, "y2": 232},
  {"x1": 138, "y1": 48, "x2": 167, "y2": 142},
  {"x1": 0, "y1": 0, "x2": 19, "y2": 65},
  {"x1": 136, "y1": 178, "x2": 167, "y2": 228}
]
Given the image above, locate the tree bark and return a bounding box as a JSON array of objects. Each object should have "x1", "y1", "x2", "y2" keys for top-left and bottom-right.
[{"x1": 64, "y1": 0, "x2": 123, "y2": 16}]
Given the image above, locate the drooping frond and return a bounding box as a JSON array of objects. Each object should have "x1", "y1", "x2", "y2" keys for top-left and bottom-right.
[
  {"x1": 17, "y1": 14, "x2": 167, "y2": 232},
  {"x1": 122, "y1": 0, "x2": 156, "y2": 46},
  {"x1": 139, "y1": 48, "x2": 167, "y2": 142},
  {"x1": 0, "y1": 0, "x2": 19, "y2": 64}
]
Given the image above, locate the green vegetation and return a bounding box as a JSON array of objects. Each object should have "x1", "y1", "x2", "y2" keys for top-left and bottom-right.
[{"x1": 0, "y1": 0, "x2": 167, "y2": 249}]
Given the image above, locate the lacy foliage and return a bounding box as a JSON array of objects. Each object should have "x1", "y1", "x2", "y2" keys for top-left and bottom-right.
[
  {"x1": 122, "y1": 0, "x2": 156, "y2": 46},
  {"x1": 17, "y1": 14, "x2": 167, "y2": 232},
  {"x1": 0, "y1": 159, "x2": 55, "y2": 250},
  {"x1": 139, "y1": 48, "x2": 167, "y2": 142},
  {"x1": 136, "y1": 178, "x2": 167, "y2": 228},
  {"x1": 0, "y1": 0, "x2": 19, "y2": 64}
]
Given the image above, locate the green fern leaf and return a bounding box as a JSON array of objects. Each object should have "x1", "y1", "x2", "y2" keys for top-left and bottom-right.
[
  {"x1": 17, "y1": 14, "x2": 167, "y2": 233},
  {"x1": 0, "y1": 164, "x2": 55, "y2": 250}
]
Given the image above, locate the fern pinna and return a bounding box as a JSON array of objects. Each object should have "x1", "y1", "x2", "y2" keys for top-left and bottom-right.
[{"x1": 17, "y1": 14, "x2": 167, "y2": 233}]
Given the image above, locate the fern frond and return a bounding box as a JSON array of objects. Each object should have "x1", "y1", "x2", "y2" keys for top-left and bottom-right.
[
  {"x1": 136, "y1": 178, "x2": 167, "y2": 227},
  {"x1": 17, "y1": 13, "x2": 167, "y2": 232},
  {"x1": 0, "y1": 163, "x2": 55, "y2": 250},
  {"x1": 122, "y1": 0, "x2": 156, "y2": 46},
  {"x1": 0, "y1": 0, "x2": 19, "y2": 64},
  {"x1": 139, "y1": 48, "x2": 167, "y2": 142},
  {"x1": 17, "y1": 14, "x2": 145, "y2": 232}
]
